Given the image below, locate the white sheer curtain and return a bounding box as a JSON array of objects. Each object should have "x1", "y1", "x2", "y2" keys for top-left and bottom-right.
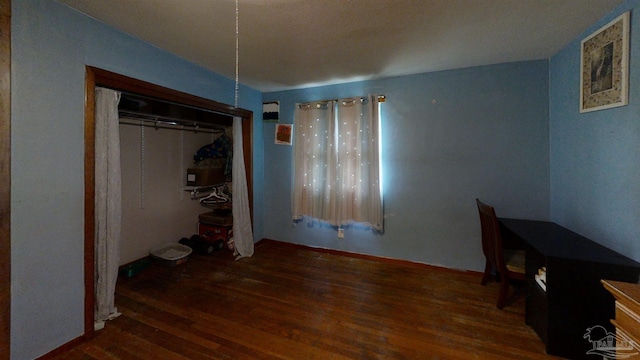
[
  {"x1": 94, "y1": 87, "x2": 122, "y2": 330},
  {"x1": 232, "y1": 116, "x2": 254, "y2": 259},
  {"x1": 292, "y1": 95, "x2": 383, "y2": 230},
  {"x1": 292, "y1": 101, "x2": 337, "y2": 224}
]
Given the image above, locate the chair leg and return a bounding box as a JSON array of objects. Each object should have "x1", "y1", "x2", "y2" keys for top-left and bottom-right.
[
  {"x1": 481, "y1": 260, "x2": 492, "y2": 285},
  {"x1": 497, "y1": 279, "x2": 510, "y2": 309}
]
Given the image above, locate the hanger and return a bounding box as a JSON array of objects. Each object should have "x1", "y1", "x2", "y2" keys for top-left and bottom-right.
[{"x1": 199, "y1": 185, "x2": 230, "y2": 207}]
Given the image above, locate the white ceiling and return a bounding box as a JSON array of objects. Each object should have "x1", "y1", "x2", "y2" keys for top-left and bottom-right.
[{"x1": 58, "y1": 0, "x2": 623, "y2": 92}]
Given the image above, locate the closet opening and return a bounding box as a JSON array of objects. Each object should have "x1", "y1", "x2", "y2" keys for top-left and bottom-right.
[{"x1": 83, "y1": 66, "x2": 254, "y2": 339}]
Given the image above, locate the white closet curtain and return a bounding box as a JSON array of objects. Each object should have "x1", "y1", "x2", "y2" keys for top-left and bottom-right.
[
  {"x1": 94, "y1": 87, "x2": 122, "y2": 330},
  {"x1": 292, "y1": 95, "x2": 383, "y2": 230},
  {"x1": 232, "y1": 116, "x2": 254, "y2": 259}
]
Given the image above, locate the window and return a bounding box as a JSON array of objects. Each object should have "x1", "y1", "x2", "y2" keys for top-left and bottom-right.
[{"x1": 292, "y1": 95, "x2": 383, "y2": 231}]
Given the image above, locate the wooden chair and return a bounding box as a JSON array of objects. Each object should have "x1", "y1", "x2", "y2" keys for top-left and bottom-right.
[{"x1": 476, "y1": 198, "x2": 526, "y2": 309}]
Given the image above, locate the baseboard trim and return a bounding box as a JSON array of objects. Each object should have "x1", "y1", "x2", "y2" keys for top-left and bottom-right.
[{"x1": 256, "y1": 238, "x2": 481, "y2": 276}]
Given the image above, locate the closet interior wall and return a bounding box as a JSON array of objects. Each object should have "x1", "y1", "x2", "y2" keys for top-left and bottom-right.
[{"x1": 119, "y1": 119, "x2": 231, "y2": 265}]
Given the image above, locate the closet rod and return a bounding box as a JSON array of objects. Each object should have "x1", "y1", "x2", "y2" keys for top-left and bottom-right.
[
  {"x1": 119, "y1": 114, "x2": 225, "y2": 134},
  {"x1": 120, "y1": 90, "x2": 234, "y2": 119},
  {"x1": 119, "y1": 109, "x2": 226, "y2": 130}
]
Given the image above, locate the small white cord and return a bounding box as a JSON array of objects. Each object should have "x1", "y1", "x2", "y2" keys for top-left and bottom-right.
[
  {"x1": 140, "y1": 121, "x2": 145, "y2": 209},
  {"x1": 234, "y1": 0, "x2": 239, "y2": 108},
  {"x1": 180, "y1": 129, "x2": 185, "y2": 201}
]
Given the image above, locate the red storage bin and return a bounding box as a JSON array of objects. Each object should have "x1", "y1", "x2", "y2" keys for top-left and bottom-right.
[{"x1": 198, "y1": 223, "x2": 232, "y2": 247}]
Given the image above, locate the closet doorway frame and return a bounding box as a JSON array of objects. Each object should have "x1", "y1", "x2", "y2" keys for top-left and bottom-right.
[{"x1": 83, "y1": 66, "x2": 254, "y2": 338}]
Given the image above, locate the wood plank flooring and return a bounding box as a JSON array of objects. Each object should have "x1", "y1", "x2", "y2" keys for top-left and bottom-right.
[{"x1": 50, "y1": 240, "x2": 562, "y2": 359}]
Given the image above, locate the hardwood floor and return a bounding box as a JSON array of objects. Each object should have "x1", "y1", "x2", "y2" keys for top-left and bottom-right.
[{"x1": 51, "y1": 240, "x2": 561, "y2": 359}]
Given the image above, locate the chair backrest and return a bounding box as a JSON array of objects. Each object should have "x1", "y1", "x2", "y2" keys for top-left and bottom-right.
[{"x1": 476, "y1": 198, "x2": 507, "y2": 274}]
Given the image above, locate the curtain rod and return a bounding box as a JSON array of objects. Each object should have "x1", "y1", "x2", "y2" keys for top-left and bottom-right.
[
  {"x1": 298, "y1": 95, "x2": 386, "y2": 109},
  {"x1": 119, "y1": 112, "x2": 225, "y2": 134}
]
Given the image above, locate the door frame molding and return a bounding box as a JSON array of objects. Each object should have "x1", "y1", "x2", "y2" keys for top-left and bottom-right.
[
  {"x1": 83, "y1": 66, "x2": 254, "y2": 337},
  {"x1": 0, "y1": 0, "x2": 10, "y2": 358}
]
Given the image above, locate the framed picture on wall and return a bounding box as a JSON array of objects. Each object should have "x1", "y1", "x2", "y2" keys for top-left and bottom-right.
[
  {"x1": 580, "y1": 12, "x2": 630, "y2": 113},
  {"x1": 263, "y1": 101, "x2": 279, "y2": 122},
  {"x1": 275, "y1": 124, "x2": 293, "y2": 145}
]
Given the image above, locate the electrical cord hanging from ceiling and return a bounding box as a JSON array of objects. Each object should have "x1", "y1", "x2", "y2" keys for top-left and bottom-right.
[{"x1": 234, "y1": 0, "x2": 240, "y2": 109}]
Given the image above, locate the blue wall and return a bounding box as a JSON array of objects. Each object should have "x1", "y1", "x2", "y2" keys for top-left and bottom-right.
[
  {"x1": 12, "y1": 1, "x2": 263, "y2": 359},
  {"x1": 263, "y1": 60, "x2": 550, "y2": 271},
  {"x1": 550, "y1": 0, "x2": 640, "y2": 261}
]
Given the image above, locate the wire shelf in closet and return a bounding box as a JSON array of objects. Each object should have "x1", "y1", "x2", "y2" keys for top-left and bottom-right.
[
  {"x1": 119, "y1": 111, "x2": 226, "y2": 134},
  {"x1": 183, "y1": 184, "x2": 228, "y2": 200}
]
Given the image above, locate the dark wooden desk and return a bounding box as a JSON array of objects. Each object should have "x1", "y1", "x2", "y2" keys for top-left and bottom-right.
[{"x1": 498, "y1": 218, "x2": 640, "y2": 360}]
